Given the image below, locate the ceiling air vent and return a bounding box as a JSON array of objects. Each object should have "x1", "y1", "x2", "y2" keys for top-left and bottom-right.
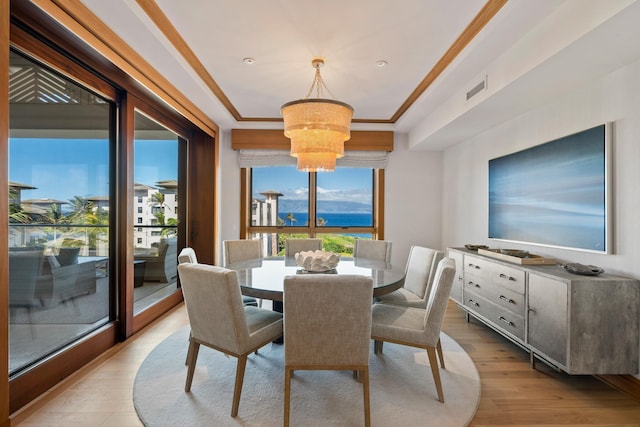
[{"x1": 466, "y1": 76, "x2": 487, "y2": 101}]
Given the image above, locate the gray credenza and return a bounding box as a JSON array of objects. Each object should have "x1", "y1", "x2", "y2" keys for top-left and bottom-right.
[{"x1": 448, "y1": 247, "x2": 639, "y2": 375}]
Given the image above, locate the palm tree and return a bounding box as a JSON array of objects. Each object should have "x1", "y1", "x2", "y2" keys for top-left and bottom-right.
[
  {"x1": 9, "y1": 202, "x2": 30, "y2": 224},
  {"x1": 67, "y1": 196, "x2": 97, "y2": 224},
  {"x1": 46, "y1": 203, "x2": 64, "y2": 243},
  {"x1": 162, "y1": 217, "x2": 178, "y2": 237},
  {"x1": 286, "y1": 212, "x2": 296, "y2": 226},
  {"x1": 149, "y1": 191, "x2": 166, "y2": 212}
]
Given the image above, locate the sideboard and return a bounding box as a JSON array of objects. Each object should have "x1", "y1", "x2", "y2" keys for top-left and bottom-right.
[{"x1": 448, "y1": 247, "x2": 639, "y2": 375}]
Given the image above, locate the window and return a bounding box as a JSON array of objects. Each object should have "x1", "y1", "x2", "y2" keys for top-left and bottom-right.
[
  {"x1": 137, "y1": 207, "x2": 142, "y2": 213},
  {"x1": 245, "y1": 166, "x2": 382, "y2": 256},
  {"x1": 8, "y1": 50, "x2": 112, "y2": 376}
]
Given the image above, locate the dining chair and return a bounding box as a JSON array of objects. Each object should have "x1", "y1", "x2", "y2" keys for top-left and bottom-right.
[
  {"x1": 177, "y1": 263, "x2": 283, "y2": 417},
  {"x1": 179, "y1": 246, "x2": 258, "y2": 365},
  {"x1": 375, "y1": 245, "x2": 443, "y2": 308},
  {"x1": 371, "y1": 257, "x2": 456, "y2": 403},
  {"x1": 177, "y1": 246, "x2": 197, "y2": 264},
  {"x1": 223, "y1": 239, "x2": 262, "y2": 265},
  {"x1": 284, "y1": 238, "x2": 322, "y2": 257},
  {"x1": 222, "y1": 240, "x2": 263, "y2": 307},
  {"x1": 353, "y1": 239, "x2": 392, "y2": 262},
  {"x1": 180, "y1": 246, "x2": 258, "y2": 306},
  {"x1": 283, "y1": 274, "x2": 373, "y2": 427}
]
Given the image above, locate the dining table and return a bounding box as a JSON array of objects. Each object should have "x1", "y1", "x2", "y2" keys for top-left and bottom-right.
[{"x1": 226, "y1": 255, "x2": 406, "y2": 310}]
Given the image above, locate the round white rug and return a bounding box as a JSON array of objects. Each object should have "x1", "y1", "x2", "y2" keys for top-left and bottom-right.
[{"x1": 133, "y1": 327, "x2": 480, "y2": 426}]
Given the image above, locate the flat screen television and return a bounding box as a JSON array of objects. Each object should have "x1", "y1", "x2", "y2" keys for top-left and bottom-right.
[{"x1": 488, "y1": 123, "x2": 611, "y2": 253}]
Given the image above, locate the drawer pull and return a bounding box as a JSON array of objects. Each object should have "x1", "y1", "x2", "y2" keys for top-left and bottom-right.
[
  {"x1": 468, "y1": 299, "x2": 479, "y2": 307},
  {"x1": 499, "y1": 295, "x2": 516, "y2": 304},
  {"x1": 499, "y1": 273, "x2": 516, "y2": 281},
  {"x1": 467, "y1": 263, "x2": 481, "y2": 270},
  {"x1": 467, "y1": 281, "x2": 480, "y2": 288},
  {"x1": 499, "y1": 316, "x2": 514, "y2": 327}
]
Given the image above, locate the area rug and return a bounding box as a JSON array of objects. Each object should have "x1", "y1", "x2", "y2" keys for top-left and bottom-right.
[{"x1": 133, "y1": 326, "x2": 480, "y2": 426}]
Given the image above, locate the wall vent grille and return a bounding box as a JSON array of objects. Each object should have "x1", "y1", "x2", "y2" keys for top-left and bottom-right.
[{"x1": 466, "y1": 76, "x2": 487, "y2": 101}]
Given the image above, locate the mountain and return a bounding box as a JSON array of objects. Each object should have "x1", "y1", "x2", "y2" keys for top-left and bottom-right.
[{"x1": 278, "y1": 199, "x2": 371, "y2": 213}]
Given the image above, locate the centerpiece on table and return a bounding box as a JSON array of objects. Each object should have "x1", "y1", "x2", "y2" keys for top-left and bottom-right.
[{"x1": 295, "y1": 250, "x2": 340, "y2": 273}]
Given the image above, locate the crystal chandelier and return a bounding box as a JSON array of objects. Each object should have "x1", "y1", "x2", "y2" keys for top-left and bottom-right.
[{"x1": 281, "y1": 58, "x2": 354, "y2": 172}]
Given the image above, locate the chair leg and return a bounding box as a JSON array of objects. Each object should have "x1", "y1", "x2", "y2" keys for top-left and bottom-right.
[
  {"x1": 184, "y1": 330, "x2": 192, "y2": 366},
  {"x1": 436, "y1": 338, "x2": 445, "y2": 369},
  {"x1": 373, "y1": 339, "x2": 384, "y2": 354},
  {"x1": 362, "y1": 368, "x2": 371, "y2": 427},
  {"x1": 426, "y1": 346, "x2": 444, "y2": 403},
  {"x1": 284, "y1": 367, "x2": 292, "y2": 427},
  {"x1": 231, "y1": 354, "x2": 248, "y2": 417},
  {"x1": 184, "y1": 340, "x2": 200, "y2": 392}
]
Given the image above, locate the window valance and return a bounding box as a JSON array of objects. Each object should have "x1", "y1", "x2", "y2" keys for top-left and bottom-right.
[
  {"x1": 238, "y1": 149, "x2": 388, "y2": 169},
  {"x1": 233, "y1": 129, "x2": 392, "y2": 169}
]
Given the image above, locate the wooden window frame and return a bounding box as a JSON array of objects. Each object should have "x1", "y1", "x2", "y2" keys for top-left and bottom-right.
[
  {"x1": 240, "y1": 167, "x2": 385, "y2": 240},
  {"x1": 234, "y1": 129, "x2": 392, "y2": 242}
]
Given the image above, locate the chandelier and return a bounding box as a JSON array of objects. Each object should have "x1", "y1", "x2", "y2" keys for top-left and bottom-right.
[{"x1": 281, "y1": 58, "x2": 354, "y2": 172}]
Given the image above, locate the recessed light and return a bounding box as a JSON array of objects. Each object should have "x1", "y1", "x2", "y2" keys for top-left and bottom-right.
[
  {"x1": 376, "y1": 60, "x2": 388, "y2": 67},
  {"x1": 243, "y1": 57, "x2": 256, "y2": 65}
]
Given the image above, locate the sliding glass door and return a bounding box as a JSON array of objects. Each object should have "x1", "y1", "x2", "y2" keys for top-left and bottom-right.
[
  {"x1": 8, "y1": 50, "x2": 113, "y2": 376},
  {"x1": 133, "y1": 111, "x2": 180, "y2": 314}
]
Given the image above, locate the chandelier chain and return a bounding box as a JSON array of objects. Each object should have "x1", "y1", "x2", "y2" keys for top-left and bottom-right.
[{"x1": 304, "y1": 66, "x2": 337, "y2": 100}]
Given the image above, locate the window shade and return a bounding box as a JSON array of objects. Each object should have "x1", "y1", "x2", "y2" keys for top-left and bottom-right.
[{"x1": 238, "y1": 149, "x2": 387, "y2": 169}]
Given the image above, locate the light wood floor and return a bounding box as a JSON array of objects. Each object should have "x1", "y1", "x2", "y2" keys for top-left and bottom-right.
[{"x1": 11, "y1": 301, "x2": 640, "y2": 426}]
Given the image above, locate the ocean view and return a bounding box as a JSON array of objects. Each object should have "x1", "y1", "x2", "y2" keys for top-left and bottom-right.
[{"x1": 279, "y1": 212, "x2": 372, "y2": 227}]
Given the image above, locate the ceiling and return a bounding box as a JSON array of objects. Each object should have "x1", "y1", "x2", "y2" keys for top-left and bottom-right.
[{"x1": 68, "y1": 0, "x2": 640, "y2": 149}]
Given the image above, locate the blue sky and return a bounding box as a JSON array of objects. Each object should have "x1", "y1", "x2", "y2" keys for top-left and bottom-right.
[
  {"x1": 9, "y1": 138, "x2": 177, "y2": 202},
  {"x1": 252, "y1": 166, "x2": 373, "y2": 205}
]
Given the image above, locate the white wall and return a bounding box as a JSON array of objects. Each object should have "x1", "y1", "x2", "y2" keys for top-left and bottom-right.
[
  {"x1": 217, "y1": 131, "x2": 444, "y2": 268},
  {"x1": 441, "y1": 57, "x2": 640, "y2": 379},
  {"x1": 384, "y1": 133, "x2": 443, "y2": 267},
  {"x1": 442, "y1": 57, "x2": 640, "y2": 279},
  {"x1": 217, "y1": 129, "x2": 241, "y2": 266}
]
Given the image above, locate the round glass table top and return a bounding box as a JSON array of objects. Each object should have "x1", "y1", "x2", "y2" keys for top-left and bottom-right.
[{"x1": 226, "y1": 256, "x2": 405, "y2": 301}]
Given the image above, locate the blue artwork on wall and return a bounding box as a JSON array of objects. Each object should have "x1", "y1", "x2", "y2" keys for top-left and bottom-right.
[{"x1": 488, "y1": 124, "x2": 609, "y2": 253}]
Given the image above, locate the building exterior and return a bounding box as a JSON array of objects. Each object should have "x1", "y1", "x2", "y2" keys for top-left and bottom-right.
[{"x1": 134, "y1": 180, "x2": 178, "y2": 249}]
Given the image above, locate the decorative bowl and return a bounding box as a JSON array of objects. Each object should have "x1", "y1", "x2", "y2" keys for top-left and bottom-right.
[
  {"x1": 295, "y1": 250, "x2": 340, "y2": 272},
  {"x1": 465, "y1": 244, "x2": 489, "y2": 251},
  {"x1": 560, "y1": 263, "x2": 604, "y2": 276},
  {"x1": 499, "y1": 249, "x2": 529, "y2": 258}
]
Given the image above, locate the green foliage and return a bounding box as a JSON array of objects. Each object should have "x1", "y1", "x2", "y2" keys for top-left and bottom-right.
[
  {"x1": 61, "y1": 238, "x2": 84, "y2": 247},
  {"x1": 276, "y1": 233, "x2": 356, "y2": 256}
]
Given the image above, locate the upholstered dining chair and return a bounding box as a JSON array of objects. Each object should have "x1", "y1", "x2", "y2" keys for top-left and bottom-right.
[
  {"x1": 178, "y1": 247, "x2": 200, "y2": 366},
  {"x1": 353, "y1": 239, "x2": 392, "y2": 262},
  {"x1": 283, "y1": 274, "x2": 373, "y2": 427},
  {"x1": 179, "y1": 246, "x2": 258, "y2": 365},
  {"x1": 178, "y1": 246, "x2": 197, "y2": 264},
  {"x1": 221, "y1": 241, "x2": 260, "y2": 307},
  {"x1": 223, "y1": 239, "x2": 263, "y2": 265},
  {"x1": 371, "y1": 257, "x2": 456, "y2": 403},
  {"x1": 374, "y1": 246, "x2": 445, "y2": 363},
  {"x1": 284, "y1": 238, "x2": 322, "y2": 257},
  {"x1": 375, "y1": 245, "x2": 443, "y2": 308},
  {"x1": 177, "y1": 263, "x2": 283, "y2": 418}
]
